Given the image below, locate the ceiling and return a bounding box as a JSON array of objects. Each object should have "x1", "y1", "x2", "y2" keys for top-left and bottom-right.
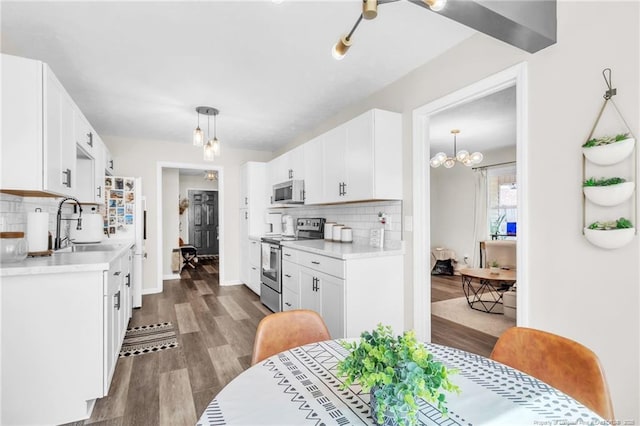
[
  {"x1": 1, "y1": 1, "x2": 475, "y2": 153},
  {"x1": 429, "y1": 85, "x2": 516, "y2": 156}
]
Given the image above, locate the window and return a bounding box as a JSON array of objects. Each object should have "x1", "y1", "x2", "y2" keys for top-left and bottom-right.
[{"x1": 487, "y1": 165, "x2": 517, "y2": 238}]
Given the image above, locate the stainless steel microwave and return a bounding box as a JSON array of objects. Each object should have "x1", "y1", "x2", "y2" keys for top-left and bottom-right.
[{"x1": 272, "y1": 180, "x2": 304, "y2": 204}]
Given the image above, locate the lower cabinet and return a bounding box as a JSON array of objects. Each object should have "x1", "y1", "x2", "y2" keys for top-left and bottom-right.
[
  {"x1": 283, "y1": 246, "x2": 404, "y2": 339},
  {"x1": 247, "y1": 238, "x2": 261, "y2": 295},
  {"x1": 1, "y1": 247, "x2": 133, "y2": 426}
]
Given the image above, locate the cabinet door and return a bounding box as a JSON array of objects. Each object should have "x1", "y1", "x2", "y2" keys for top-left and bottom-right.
[
  {"x1": 319, "y1": 273, "x2": 345, "y2": 339},
  {"x1": 322, "y1": 125, "x2": 347, "y2": 203},
  {"x1": 240, "y1": 163, "x2": 249, "y2": 208},
  {"x1": 93, "y1": 135, "x2": 105, "y2": 203},
  {"x1": 303, "y1": 135, "x2": 323, "y2": 204},
  {"x1": 74, "y1": 110, "x2": 96, "y2": 158},
  {"x1": 105, "y1": 147, "x2": 114, "y2": 175},
  {"x1": 239, "y1": 210, "x2": 249, "y2": 285},
  {"x1": 289, "y1": 145, "x2": 305, "y2": 180},
  {"x1": 282, "y1": 287, "x2": 299, "y2": 311},
  {"x1": 248, "y1": 263, "x2": 261, "y2": 295},
  {"x1": 44, "y1": 67, "x2": 75, "y2": 196},
  {"x1": 344, "y1": 111, "x2": 374, "y2": 201},
  {"x1": 299, "y1": 267, "x2": 321, "y2": 314}
]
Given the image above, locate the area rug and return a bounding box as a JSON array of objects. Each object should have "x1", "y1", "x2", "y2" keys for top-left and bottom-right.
[
  {"x1": 119, "y1": 322, "x2": 178, "y2": 357},
  {"x1": 431, "y1": 297, "x2": 515, "y2": 338}
]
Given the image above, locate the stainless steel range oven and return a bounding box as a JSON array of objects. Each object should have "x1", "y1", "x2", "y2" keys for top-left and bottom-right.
[
  {"x1": 260, "y1": 240, "x2": 282, "y2": 312},
  {"x1": 260, "y1": 217, "x2": 325, "y2": 312}
]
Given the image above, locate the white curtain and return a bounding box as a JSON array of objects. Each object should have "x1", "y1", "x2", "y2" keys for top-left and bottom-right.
[{"x1": 472, "y1": 169, "x2": 488, "y2": 267}]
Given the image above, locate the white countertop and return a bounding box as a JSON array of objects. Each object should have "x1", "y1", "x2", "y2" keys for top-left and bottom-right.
[
  {"x1": 280, "y1": 239, "x2": 405, "y2": 260},
  {"x1": 0, "y1": 241, "x2": 134, "y2": 277}
]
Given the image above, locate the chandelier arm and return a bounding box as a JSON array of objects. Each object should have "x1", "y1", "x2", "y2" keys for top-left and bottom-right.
[
  {"x1": 214, "y1": 112, "x2": 217, "y2": 139},
  {"x1": 346, "y1": 14, "x2": 364, "y2": 41}
]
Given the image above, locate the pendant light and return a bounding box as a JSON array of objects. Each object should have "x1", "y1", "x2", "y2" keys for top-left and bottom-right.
[
  {"x1": 430, "y1": 129, "x2": 483, "y2": 168},
  {"x1": 204, "y1": 170, "x2": 217, "y2": 181},
  {"x1": 193, "y1": 109, "x2": 204, "y2": 147},
  {"x1": 195, "y1": 106, "x2": 220, "y2": 162}
]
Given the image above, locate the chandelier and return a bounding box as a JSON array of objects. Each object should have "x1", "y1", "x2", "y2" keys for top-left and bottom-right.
[
  {"x1": 430, "y1": 129, "x2": 483, "y2": 168},
  {"x1": 193, "y1": 106, "x2": 221, "y2": 161},
  {"x1": 204, "y1": 170, "x2": 217, "y2": 181}
]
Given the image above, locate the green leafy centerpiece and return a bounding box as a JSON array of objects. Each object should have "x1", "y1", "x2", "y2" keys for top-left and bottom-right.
[{"x1": 337, "y1": 325, "x2": 459, "y2": 426}]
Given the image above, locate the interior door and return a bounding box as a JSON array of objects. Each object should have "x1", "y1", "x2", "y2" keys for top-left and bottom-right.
[{"x1": 188, "y1": 190, "x2": 219, "y2": 255}]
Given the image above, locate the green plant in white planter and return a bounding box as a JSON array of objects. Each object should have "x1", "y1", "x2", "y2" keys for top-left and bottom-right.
[
  {"x1": 489, "y1": 260, "x2": 500, "y2": 274},
  {"x1": 582, "y1": 133, "x2": 635, "y2": 166},
  {"x1": 582, "y1": 132, "x2": 630, "y2": 148},
  {"x1": 583, "y1": 177, "x2": 635, "y2": 207},
  {"x1": 584, "y1": 217, "x2": 635, "y2": 249},
  {"x1": 337, "y1": 324, "x2": 459, "y2": 426},
  {"x1": 587, "y1": 217, "x2": 633, "y2": 230}
]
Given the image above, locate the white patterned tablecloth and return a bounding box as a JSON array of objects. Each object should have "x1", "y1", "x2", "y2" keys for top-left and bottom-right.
[{"x1": 197, "y1": 340, "x2": 605, "y2": 426}]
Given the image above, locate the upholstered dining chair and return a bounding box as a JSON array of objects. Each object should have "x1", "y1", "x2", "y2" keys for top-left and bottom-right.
[
  {"x1": 251, "y1": 309, "x2": 331, "y2": 365},
  {"x1": 490, "y1": 327, "x2": 614, "y2": 420}
]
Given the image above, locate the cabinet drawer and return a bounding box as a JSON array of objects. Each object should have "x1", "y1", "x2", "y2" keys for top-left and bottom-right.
[
  {"x1": 249, "y1": 239, "x2": 260, "y2": 266},
  {"x1": 282, "y1": 287, "x2": 299, "y2": 311},
  {"x1": 298, "y1": 251, "x2": 344, "y2": 279},
  {"x1": 282, "y1": 247, "x2": 298, "y2": 263},
  {"x1": 282, "y1": 260, "x2": 300, "y2": 292}
]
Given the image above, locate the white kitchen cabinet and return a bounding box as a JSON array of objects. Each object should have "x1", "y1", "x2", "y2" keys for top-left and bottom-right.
[
  {"x1": 303, "y1": 135, "x2": 324, "y2": 204},
  {"x1": 321, "y1": 109, "x2": 402, "y2": 203},
  {"x1": 282, "y1": 245, "x2": 404, "y2": 339},
  {"x1": 1, "y1": 54, "x2": 76, "y2": 196},
  {"x1": 94, "y1": 134, "x2": 106, "y2": 202},
  {"x1": 268, "y1": 145, "x2": 305, "y2": 186},
  {"x1": 1, "y1": 246, "x2": 134, "y2": 426},
  {"x1": 76, "y1": 134, "x2": 105, "y2": 204},
  {"x1": 247, "y1": 238, "x2": 261, "y2": 295},
  {"x1": 105, "y1": 146, "x2": 115, "y2": 175},
  {"x1": 239, "y1": 209, "x2": 250, "y2": 286},
  {"x1": 299, "y1": 267, "x2": 345, "y2": 338},
  {"x1": 75, "y1": 109, "x2": 97, "y2": 159}
]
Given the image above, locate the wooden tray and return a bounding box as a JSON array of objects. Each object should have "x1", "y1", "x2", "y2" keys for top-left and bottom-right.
[{"x1": 28, "y1": 250, "x2": 53, "y2": 257}]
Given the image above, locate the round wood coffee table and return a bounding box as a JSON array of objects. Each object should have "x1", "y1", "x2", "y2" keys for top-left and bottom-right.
[{"x1": 459, "y1": 268, "x2": 517, "y2": 314}]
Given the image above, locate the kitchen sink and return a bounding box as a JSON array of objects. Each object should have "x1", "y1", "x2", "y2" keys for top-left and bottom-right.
[{"x1": 56, "y1": 243, "x2": 125, "y2": 253}]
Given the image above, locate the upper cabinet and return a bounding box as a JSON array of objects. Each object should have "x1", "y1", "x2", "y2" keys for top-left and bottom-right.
[
  {"x1": 1, "y1": 54, "x2": 76, "y2": 197},
  {"x1": 1, "y1": 53, "x2": 107, "y2": 200},
  {"x1": 267, "y1": 108, "x2": 402, "y2": 206}
]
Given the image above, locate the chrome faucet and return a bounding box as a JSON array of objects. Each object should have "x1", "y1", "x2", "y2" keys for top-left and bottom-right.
[{"x1": 55, "y1": 197, "x2": 83, "y2": 250}]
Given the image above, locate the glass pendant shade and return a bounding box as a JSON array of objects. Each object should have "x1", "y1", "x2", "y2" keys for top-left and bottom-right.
[
  {"x1": 204, "y1": 139, "x2": 215, "y2": 161},
  {"x1": 193, "y1": 127, "x2": 203, "y2": 146},
  {"x1": 470, "y1": 152, "x2": 483, "y2": 164},
  {"x1": 456, "y1": 150, "x2": 469, "y2": 162},
  {"x1": 443, "y1": 158, "x2": 456, "y2": 168},
  {"x1": 430, "y1": 157, "x2": 442, "y2": 168},
  {"x1": 425, "y1": 0, "x2": 447, "y2": 11},
  {"x1": 212, "y1": 138, "x2": 221, "y2": 156}
]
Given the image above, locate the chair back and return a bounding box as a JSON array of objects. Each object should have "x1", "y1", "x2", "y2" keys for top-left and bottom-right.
[
  {"x1": 490, "y1": 327, "x2": 614, "y2": 420},
  {"x1": 251, "y1": 309, "x2": 331, "y2": 365}
]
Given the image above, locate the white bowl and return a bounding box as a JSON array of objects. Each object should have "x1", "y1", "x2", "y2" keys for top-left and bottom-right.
[
  {"x1": 584, "y1": 227, "x2": 635, "y2": 249},
  {"x1": 583, "y1": 182, "x2": 635, "y2": 206},
  {"x1": 582, "y1": 138, "x2": 635, "y2": 165}
]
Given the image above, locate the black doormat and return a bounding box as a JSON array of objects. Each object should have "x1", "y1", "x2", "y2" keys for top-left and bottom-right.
[{"x1": 119, "y1": 322, "x2": 178, "y2": 357}]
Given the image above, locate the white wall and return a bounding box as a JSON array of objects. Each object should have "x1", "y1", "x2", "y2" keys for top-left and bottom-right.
[
  {"x1": 178, "y1": 174, "x2": 218, "y2": 242},
  {"x1": 102, "y1": 135, "x2": 272, "y2": 289},
  {"x1": 278, "y1": 2, "x2": 640, "y2": 420},
  {"x1": 430, "y1": 146, "x2": 516, "y2": 268},
  {"x1": 161, "y1": 168, "x2": 179, "y2": 277}
]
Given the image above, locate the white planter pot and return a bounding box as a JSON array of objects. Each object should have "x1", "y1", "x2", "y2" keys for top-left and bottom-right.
[
  {"x1": 583, "y1": 182, "x2": 635, "y2": 206},
  {"x1": 584, "y1": 227, "x2": 635, "y2": 249},
  {"x1": 489, "y1": 267, "x2": 500, "y2": 275},
  {"x1": 582, "y1": 138, "x2": 635, "y2": 166}
]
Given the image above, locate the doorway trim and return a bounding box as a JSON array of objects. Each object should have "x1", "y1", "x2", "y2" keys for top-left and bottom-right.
[
  {"x1": 156, "y1": 161, "x2": 224, "y2": 293},
  {"x1": 411, "y1": 62, "x2": 529, "y2": 342}
]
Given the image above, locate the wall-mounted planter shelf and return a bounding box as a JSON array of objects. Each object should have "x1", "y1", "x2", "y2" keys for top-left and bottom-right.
[
  {"x1": 581, "y1": 69, "x2": 637, "y2": 250},
  {"x1": 583, "y1": 227, "x2": 635, "y2": 250},
  {"x1": 583, "y1": 181, "x2": 635, "y2": 206},
  {"x1": 582, "y1": 137, "x2": 635, "y2": 165}
]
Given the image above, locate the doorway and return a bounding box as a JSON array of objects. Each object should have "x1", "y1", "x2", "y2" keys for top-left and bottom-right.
[
  {"x1": 411, "y1": 63, "x2": 529, "y2": 344},
  {"x1": 188, "y1": 190, "x2": 219, "y2": 256}
]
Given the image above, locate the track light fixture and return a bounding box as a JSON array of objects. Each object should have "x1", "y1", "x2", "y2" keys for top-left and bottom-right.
[{"x1": 332, "y1": 0, "x2": 447, "y2": 60}]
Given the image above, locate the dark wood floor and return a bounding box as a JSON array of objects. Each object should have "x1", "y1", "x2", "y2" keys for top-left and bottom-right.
[
  {"x1": 69, "y1": 263, "x2": 495, "y2": 425},
  {"x1": 430, "y1": 274, "x2": 498, "y2": 358},
  {"x1": 73, "y1": 258, "x2": 269, "y2": 426}
]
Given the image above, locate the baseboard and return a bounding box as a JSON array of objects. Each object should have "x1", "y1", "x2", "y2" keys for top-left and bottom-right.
[
  {"x1": 221, "y1": 279, "x2": 243, "y2": 287},
  {"x1": 163, "y1": 274, "x2": 181, "y2": 280},
  {"x1": 142, "y1": 286, "x2": 162, "y2": 295}
]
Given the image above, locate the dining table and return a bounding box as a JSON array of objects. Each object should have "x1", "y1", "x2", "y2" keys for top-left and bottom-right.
[{"x1": 197, "y1": 339, "x2": 604, "y2": 425}]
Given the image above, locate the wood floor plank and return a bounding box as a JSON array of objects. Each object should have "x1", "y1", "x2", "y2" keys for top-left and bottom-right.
[
  {"x1": 175, "y1": 302, "x2": 201, "y2": 334},
  {"x1": 213, "y1": 316, "x2": 258, "y2": 358},
  {"x1": 208, "y1": 344, "x2": 244, "y2": 385},
  {"x1": 159, "y1": 368, "x2": 197, "y2": 426},
  {"x1": 193, "y1": 279, "x2": 213, "y2": 295},
  {"x1": 122, "y1": 353, "x2": 160, "y2": 426},
  {"x1": 86, "y1": 357, "x2": 133, "y2": 423},
  {"x1": 195, "y1": 308, "x2": 229, "y2": 349},
  {"x1": 192, "y1": 386, "x2": 222, "y2": 420},
  {"x1": 202, "y1": 294, "x2": 230, "y2": 317},
  {"x1": 180, "y1": 332, "x2": 221, "y2": 393},
  {"x1": 217, "y1": 295, "x2": 250, "y2": 321}
]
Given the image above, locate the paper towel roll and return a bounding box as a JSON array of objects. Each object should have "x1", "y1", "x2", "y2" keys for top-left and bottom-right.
[{"x1": 27, "y1": 209, "x2": 49, "y2": 252}]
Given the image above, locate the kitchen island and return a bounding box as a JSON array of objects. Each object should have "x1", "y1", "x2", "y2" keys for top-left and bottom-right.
[
  {"x1": 279, "y1": 240, "x2": 404, "y2": 339},
  {"x1": 1, "y1": 241, "x2": 135, "y2": 425}
]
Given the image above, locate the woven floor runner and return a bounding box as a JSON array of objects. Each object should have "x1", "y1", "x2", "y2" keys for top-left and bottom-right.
[{"x1": 119, "y1": 322, "x2": 178, "y2": 357}]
